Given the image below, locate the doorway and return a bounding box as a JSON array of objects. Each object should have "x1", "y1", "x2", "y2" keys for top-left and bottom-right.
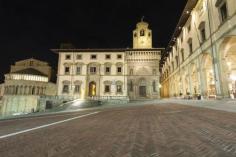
[
  {"x1": 89, "y1": 82, "x2": 96, "y2": 97},
  {"x1": 139, "y1": 86, "x2": 147, "y2": 97}
]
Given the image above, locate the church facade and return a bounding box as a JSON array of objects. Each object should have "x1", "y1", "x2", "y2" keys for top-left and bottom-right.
[
  {"x1": 0, "y1": 58, "x2": 57, "y2": 116},
  {"x1": 53, "y1": 21, "x2": 163, "y2": 102}
]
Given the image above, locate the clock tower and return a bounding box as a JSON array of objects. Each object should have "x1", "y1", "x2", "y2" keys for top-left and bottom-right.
[{"x1": 133, "y1": 19, "x2": 152, "y2": 49}]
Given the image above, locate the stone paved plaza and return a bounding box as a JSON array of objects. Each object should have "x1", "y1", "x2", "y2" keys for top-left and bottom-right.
[{"x1": 0, "y1": 101, "x2": 236, "y2": 157}]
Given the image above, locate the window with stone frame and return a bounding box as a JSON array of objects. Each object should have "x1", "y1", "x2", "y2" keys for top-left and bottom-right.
[
  {"x1": 74, "y1": 85, "x2": 80, "y2": 94},
  {"x1": 181, "y1": 49, "x2": 185, "y2": 63},
  {"x1": 64, "y1": 66, "x2": 70, "y2": 75},
  {"x1": 117, "y1": 67, "x2": 122, "y2": 73},
  {"x1": 76, "y1": 54, "x2": 82, "y2": 60},
  {"x1": 105, "y1": 85, "x2": 110, "y2": 93},
  {"x1": 180, "y1": 33, "x2": 183, "y2": 43},
  {"x1": 76, "y1": 66, "x2": 81, "y2": 75},
  {"x1": 105, "y1": 67, "x2": 110, "y2": 74},
  {"x1": 199, "y1": 21, "x2": 206, "y2": 43},
  {"x1": 65, "y1": 54, "x2": 71, "y2": 60},
  {"x1": 104, "y1": 63, "x2": 112, "y2": 75},
  {"x1": 62, "y1": 85, "x2": 69, "y2": 93},
  {"x1": 188, "y1": 23, "x2": 191, "y2": 32},
  {"x1": 90, "y1": 67, "x2": 97, "y2": 74},
  {"x1": 104, "y1": 81, "x2": 112, "y2": 93},
  {"x1": 105, "y1": 54, "x2": 111, "y2": 59},
  {"x1": 74, "y1": 81, "x2": 82, "y2": 94},
  {"x1": 216, "y1": 0, "x2": 228, "y2": 23},
  {"x1": 188, "y1": 38, "x2": 193, "y2": 55},
  {"x1": 117, "y1": 54, "x2": 122, "y2": 59},
  {"x1": 172, "y1": 61, "x2": 175, "y2": 71},
  {"x1": 116, "y1": 63, "x2": 123, "y2": 75},
  {"x1": 91, "y1": 54, "x2": 97, "y2": 60},
  {"x1": 175, "y1": 56, "x2": 179, "y2": 67}
]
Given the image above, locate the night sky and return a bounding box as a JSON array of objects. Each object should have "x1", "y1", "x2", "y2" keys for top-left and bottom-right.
[{"x1": 0, "y1": 0, "x2": 187, "y2": 83}]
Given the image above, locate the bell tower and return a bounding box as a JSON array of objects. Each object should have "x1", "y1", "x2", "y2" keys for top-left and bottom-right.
[{"x1": 133, "y1": 18, "x2": 152, "y2": 49}]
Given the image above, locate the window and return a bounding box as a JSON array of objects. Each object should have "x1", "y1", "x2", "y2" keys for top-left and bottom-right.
[
  {"x1": 62, "y1": 85, "x2": 69, "y2": 93},
  {"x1": 65, "y1": 55, "x2": 71, "y2": 60},
  {"x1": 200, "y1": 28, "x2": 206, "y2": 42},
  {"x1": 117, "y1": 54, "x2": 122, "y2": 59},
  {"x1": 188, "y1": 24, "x2": 191, "y2": 32},
  {"x1": 65, "y1": 67, "x2": 70, "y2": 74},
  {"x1": 140, "y1": 29, "x2": 145, "y2": 36},
  {"x1": 76, "y1": 67, "x2": 81, "y2": 75},
  {"x1": 117, "y1": 67, "x2": 122, "y2": 73},
  {"x1": 130, "y1": 81, "x2": 133, "y2": 92},
  {"x1": 117, "y1": 85, "x2": 122, "y2": 93},
  {"x1": 181, "y1": 34, "x2": 183, "y2": 43},
  {"x1": 153, "y1": 81, "x2": 157, "y2": 92},
  {"x1": 175, "y1": 56, "x2": 179, "y2": 67},
  {"x1": 188, "y1": 38, "x2": 193, "y2": 55},
  {"x1": 148, "y1": 32, "x2": 151, "y2": 37},
  {"x1": 219, "y1": 2, "x2": 228, "y2": 22},
  {"x1": 134, "y1": 33, "x2": 137, "y2": 37},
  {"x1": 181, "y1": 49, "x2": 185, "y2": 62},
  {"x1": 105, "y1": 67, "x2": 110, "y2": 74},
  {"x1": 105, "y1": 85, "x2": 110, "y2": 93},
  {"x1": 105, "y1": 54, "x2": 111, "y2": 59},
  {"x1": 90, "y1": 67, "x2": 96, "y2": 74},
  {"x1": 172, "y1": 62, "x2": 174, "y2": 71},
  {"x1": 74, "y1": 85, "x2": 80, "y2": 93},
  {"x1": 199, "y1": 22, "x2": 206, "y2": 43},
  {"x1": 76, "y1": 55, "x2": 82, "y2": 60},
  {"x1": 91, "y1": 55, "x2": 97, "y2": 60}
]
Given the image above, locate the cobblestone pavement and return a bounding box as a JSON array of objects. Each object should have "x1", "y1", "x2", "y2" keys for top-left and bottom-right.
[
  {"x1": 158, "y1": 99, "x2": 236, "y2": 113},
  {"x1": 0, "y1": 104, "x2": 236, "y2": 157}
]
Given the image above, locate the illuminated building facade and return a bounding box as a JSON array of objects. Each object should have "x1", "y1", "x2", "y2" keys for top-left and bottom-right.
[
  {"x1": 0, "y1": 58, "x2": 57, "y2": 116},
  {"x1": 161, "y1": 0, "x2": 236, "y2": 98},
  {"x1": 54, "y1": 21, "x2": 163, "y2": 102}
]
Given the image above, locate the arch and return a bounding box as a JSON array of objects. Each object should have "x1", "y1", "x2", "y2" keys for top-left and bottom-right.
[
  {"x1": 88, "y1": 81, "x2": 96, "y2": 97},
  {"x1": 201, "y1": 53, "x2": 216, "y2": 96},
  {"x1": 219, "y1": 36, "x2": 236, "y2": 97}
]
